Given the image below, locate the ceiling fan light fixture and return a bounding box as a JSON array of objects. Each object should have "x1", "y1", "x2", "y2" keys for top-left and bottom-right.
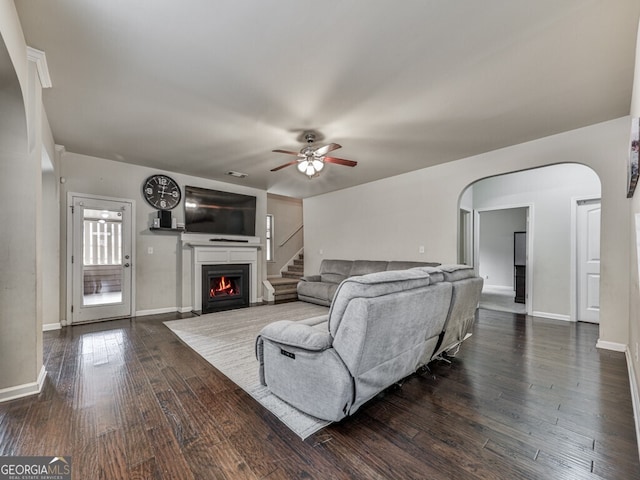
[
  {"x1": 312, "y1": 159, "x2": 324, "y2": 172},
  {"x1": 297, "y1": 158, "x2": 323, "y2": 178}
]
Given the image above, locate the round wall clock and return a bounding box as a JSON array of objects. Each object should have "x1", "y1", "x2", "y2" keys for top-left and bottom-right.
[{"x1": 142, "y1": 174, "x2": 181, "y2": 210}]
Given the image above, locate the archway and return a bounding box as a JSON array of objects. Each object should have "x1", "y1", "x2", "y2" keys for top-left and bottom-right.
[{"x1": 458, "y1": 163, "x2": 602, "y2": 322}]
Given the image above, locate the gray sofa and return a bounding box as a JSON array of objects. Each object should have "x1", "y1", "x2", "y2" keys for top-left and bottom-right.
[
  {"x1": 297, "y1": 259, "x2": 441, "y2": 306},
  {"x1": 256, "y1": 264, "x2": 483, "y2": 421}
]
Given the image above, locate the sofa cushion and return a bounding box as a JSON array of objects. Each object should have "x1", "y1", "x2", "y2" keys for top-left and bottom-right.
[
  {"x1": 320, "y1": 273, "x2": 348, "y2": 284},
  {"x1": 386, "y1": 261, "x2": 440, "y2": 271},
  {"x1": 297, "y1": 281, "x2": 335, "y2": 303},
  {"x1": 328, "y1": 269, "x2": 431, "y2": 337},
  {"x1": 438, "y1": 264, "x2": 476, "y2": 282},
  {"x1": 349, "y1": 260, "x2": 389, "y2": 276},
  {"x1": 412, "y1": 266, "x2": 445, "y2": 283},
  {"x1": 319, "y1": 259, "x2": 353, "y2": 276}
]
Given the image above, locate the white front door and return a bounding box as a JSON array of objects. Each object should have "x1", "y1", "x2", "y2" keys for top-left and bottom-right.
[
  {"x1": 70, "y1": 194, "x2": 134, "y2": 323},
  {"x1": 577, "y1": 199, "x2": 601, "y2": 323}
]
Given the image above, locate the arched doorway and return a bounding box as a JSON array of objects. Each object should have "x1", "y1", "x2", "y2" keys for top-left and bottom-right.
[{"x1": 458, "y1": 163, "x2": 602, "y2": 321}]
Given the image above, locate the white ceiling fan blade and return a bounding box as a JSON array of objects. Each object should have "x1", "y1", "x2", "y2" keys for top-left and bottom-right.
[{"x1": 313, "y1": 143, "x2": 341, "y2": 157}]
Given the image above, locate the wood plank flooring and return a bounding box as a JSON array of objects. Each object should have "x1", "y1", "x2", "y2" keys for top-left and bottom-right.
[{"x1": 0, "y1": 308, "x2": 638, "y2": 479}]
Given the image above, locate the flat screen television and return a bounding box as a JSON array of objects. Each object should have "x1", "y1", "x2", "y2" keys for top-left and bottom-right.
[{"x1": 184, "y1": 186, "x2": 256, "y2": 236}]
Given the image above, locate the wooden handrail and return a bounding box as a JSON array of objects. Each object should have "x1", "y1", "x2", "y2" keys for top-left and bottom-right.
[{"x1": 278, "y1": 224, "x2": 303, "y2": 247}]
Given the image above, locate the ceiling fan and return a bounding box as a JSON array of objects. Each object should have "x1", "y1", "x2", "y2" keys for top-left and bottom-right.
[{"x1": 270, "y1": 131, "x2": 357, "y2": 178}]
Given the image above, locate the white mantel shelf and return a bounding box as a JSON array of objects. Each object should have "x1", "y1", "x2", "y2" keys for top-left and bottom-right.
[
  {"x1": 181, "y1": 231, "x2": 263, "y2": 249},
  {"x1": 182, "y1": 232, "x2": 262, "y2": 311}
]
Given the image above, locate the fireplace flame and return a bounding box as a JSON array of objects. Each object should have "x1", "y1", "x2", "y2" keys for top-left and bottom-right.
[{"x1": 210, "y1": 276, "x2": 237, "y2": 297}]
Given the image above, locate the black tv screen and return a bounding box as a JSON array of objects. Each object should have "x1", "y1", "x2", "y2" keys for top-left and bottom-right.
[{"x1": 184, "y1": 186, "x2": 256, "y2": 236}]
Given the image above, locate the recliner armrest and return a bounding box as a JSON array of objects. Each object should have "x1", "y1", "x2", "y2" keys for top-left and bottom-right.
[
  {"x1": 299, "y1": 275, "x2": 321, "y2": 282},
  {"x1": 258, "y1": 320, "x2": 333, "y2": 352}
]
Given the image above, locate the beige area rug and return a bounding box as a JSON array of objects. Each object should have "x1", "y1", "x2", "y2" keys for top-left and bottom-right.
[{"x1": 164, "y1": 302, "x2": 331, "y2": 440}]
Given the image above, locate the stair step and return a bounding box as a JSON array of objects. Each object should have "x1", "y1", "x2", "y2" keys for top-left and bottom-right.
[
  {"x1": 274, "y1": 294, "x2": 299, "y2": 304},
  {"x1": 287, "y1": 265, "x2": 303, "y2": 273},
  {"x1": 268, "y1": 277, "x2": 297, "y2": 285},
  {"x1": 293, "y1": 259, "x2": 304, "y2": 266},
  {"x1": 273, "y1": 286, "x2": 298, "y2": 295},
  {"x1": 282, "y1": 272, "x2": 302, "y2": 279}
]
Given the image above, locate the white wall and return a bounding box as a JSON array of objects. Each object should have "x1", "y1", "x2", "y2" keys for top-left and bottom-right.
[
  {"x1": 59, "y1": 152, "x2": 267, "y2": 317},
  {"x1": 304, "y1": 117, "x2": 630, "y2": 348},
  {"x1": 478, "y1": 208, "x2": 527, "y2": 288}
]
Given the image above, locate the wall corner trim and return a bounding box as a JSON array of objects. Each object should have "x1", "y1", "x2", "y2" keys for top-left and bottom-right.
[
  {"x1": 596, "y1": 339, "x2": 627, "y2": 351},
  {"x1": 26, "y1": 46, "x2": 52, "y2": 88},
  {"x1": 0, "y1": 367, "x2": 47, "y2": 403},
  {"x1": 43, "y1": 323, "x2": 61, "y2": 331}
]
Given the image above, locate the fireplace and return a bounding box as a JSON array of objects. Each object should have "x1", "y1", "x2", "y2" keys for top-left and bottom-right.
[{"x1": 201, "y1": 264, "x2": 250, "y2": 313}]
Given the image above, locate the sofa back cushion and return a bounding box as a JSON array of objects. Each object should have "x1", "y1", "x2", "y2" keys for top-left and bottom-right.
[
  {"x1": 386, "y1": 261, "x2": 440, "y2": 271},
  {"x1": 327, "y1": 269, "x2": 451, "y2": 414},
  {"x1": 349, "y1": 260, "x2": 389, "y2": 277},
  {"x1": 319, "y1": 259, "x2": 353, "y2": 284},
  {"x1": 438, "y1": 264, "x2": 476, "y2": 281}
]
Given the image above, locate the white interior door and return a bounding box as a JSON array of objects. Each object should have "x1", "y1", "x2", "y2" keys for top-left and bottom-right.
[
  {"x1": 70, "y1": 195, "x2": 134, "y2": 323},
  {"x1": 577, "y1": 199, "x2": 601, "y2": 323}
]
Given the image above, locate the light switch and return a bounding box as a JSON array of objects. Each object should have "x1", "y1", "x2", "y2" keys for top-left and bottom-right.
[{"x1": 148, "y1": 247, "x2": 153, "y2": 254}]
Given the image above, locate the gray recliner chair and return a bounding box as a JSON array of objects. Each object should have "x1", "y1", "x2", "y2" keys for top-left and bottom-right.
[{"x1": 256, "y1": 268, "x2": 452, "y2": 421}]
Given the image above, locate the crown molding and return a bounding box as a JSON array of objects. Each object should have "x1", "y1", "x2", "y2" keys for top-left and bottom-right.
[{"x1": 26, "y1": 46, "x2": 52, "y2": 88}]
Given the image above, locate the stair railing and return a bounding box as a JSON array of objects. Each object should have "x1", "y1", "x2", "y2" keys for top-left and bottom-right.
[{"x1": 278, "y1": 224, "x2": 303, "y2": 247}]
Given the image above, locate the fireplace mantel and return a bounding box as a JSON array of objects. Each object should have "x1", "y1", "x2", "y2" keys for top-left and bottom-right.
[{"x1": 182, "y1": 233, "x2": 262, "y2": 312}]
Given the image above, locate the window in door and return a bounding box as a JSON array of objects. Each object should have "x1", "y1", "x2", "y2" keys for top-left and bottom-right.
[{"x1": 82, "y1": 209, "x2": 123, "y2": 306}]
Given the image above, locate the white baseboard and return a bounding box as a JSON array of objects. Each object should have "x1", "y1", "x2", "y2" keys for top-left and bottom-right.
[
  {"x1": 532, "y1": 311, "x2": 571, "y2": 322},
  {"x1": 135, "y1": 307, "x2": 180, "y2": 317},
  {"x1": 596, "y1": 339, "x2": 627, "y2": 352},
  {"x1": 0, "y1": 366, "x2": 46, "y2": 403},
  {"x1": 625, "y1": 347, "x2": 640, "y2": 461},
  {"x1": 43, "y1": 322, "x2": 61, "y2": 331},
  {"x1": 483, "y1": 284, "x2": 513, "y2": 292},
  {"x1": 178, "y1": 306, "x2": 194, "y2": 313}
]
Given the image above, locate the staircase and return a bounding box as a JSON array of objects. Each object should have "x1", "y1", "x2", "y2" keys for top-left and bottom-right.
[{"x1": 268, "y1": 252, "x2": 304, "y2": 304}]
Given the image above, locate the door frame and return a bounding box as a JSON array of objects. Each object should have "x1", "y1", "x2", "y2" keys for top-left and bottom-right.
[
  {"x1": 474, "y1": 203, "x2": 534, "y2": 315},
  {"x1": 64, "y1": 192, "x2": 136, "y2": 326},
  {"x1": 458, "y1": 207, "x2": 473, "y2": 266},
  {"x1": 570, "y1": 196, "x2": 601, "y2": 323}
]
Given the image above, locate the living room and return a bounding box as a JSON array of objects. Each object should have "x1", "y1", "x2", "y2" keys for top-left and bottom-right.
[{"x1": 2, "y1": 1, "x2": 640, "y2": 478}]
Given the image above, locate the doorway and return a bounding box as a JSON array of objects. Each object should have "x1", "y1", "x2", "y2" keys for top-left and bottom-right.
[
  {"x1": 475, "y1": 206, "x2": 530, "y2": 314},
  {"x1": 67, "y1": 193, "x2": 135, "y2": 324}
]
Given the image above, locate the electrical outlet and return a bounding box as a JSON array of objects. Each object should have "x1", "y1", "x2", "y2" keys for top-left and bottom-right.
[
  {"x1": 148, "y1": 247, "x2": 153, "y2": 254},
  {"x1": 419, "y1": 245, "x2": 425, "y2": 254}
]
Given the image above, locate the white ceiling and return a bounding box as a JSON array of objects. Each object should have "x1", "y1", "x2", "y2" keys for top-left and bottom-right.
[{"x1": 14, "y1": 0, "x2": 640, "y2": 198}]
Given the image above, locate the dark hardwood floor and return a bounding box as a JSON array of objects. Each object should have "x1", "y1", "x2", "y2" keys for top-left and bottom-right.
[{"x1": 0, "y1": 308, "x2": 638, "y2": 479}]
